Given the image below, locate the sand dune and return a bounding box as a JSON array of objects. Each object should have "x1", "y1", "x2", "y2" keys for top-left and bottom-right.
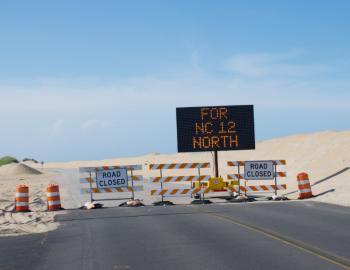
[
  {"x1": 0, "y1": 169, "x2": 59, "y2": 236},
  {"x1": 0, "y1": 130, "x2": 349, "y2": 236},
  {"x1": 46, "y1": 130, "x2": 350, "y2": 206},
  {"x1": 0, "y1": 163, "x2": 42, "y2": 177}
]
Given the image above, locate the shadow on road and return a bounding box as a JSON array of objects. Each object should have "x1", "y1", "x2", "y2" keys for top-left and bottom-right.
[
  {"x1": 314, "y1": 188, "x2": 335, "y2": 197},
  {"x1": 284, "y1": 167, "x2": 349, "y2": 196}
]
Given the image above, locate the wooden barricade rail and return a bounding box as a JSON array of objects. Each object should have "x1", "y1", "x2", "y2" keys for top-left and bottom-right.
[{"x1": 149, "y1": 162, "x2": 210, "y2": 203}]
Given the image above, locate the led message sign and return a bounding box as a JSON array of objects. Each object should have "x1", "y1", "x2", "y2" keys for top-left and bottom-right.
[{"x1": 176, "y1": 105, "x2": 255, "y2": 152}]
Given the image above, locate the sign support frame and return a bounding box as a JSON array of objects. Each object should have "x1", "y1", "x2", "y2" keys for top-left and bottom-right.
[
  {"x1": 130, "y1": 168, "x2": 135, "y2": 200},
  {"x1": 89, "y1": 171, "x2": 93, "y2": 203},
  {"x1": 237, "y1": 165, "x2": 241, "y2": 195},
  {"x1": 274, "y1": 163, "x2": 278, "y2": 196},
  {"x1": 160, "y1": 169, "x2": 164, "y2": 203},
  {"x1": 214, "y1": 151, "x2": 219, "y2": 178}
]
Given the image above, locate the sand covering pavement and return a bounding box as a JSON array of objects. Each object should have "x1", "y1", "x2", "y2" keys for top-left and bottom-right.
[
  {"x1": 0, "y1": 130, "x2": 349, "y2": 236},
  {"x1": 0, "y1": 164, "x2": 60, "y2": 236},
  {"x1": 43, "y1": 130, "x2": 350, "y2": 207}
]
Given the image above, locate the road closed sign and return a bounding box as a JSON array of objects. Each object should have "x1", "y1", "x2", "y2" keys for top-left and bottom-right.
[
  {"x1": 96, "y1": 168, "x2": 128, "y2": 189},
  {"x1": 244, "y1": 161, "x2": 274, "y2": 180}
]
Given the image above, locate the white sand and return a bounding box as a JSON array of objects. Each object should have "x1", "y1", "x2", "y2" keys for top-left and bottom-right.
[
  {"x1": 44, "y1": 130, "x2": 350, "y2": 207},
  {"x1": 0, "y1": 167, "x2": 62, "y2": 236},
  {"x1": 1, "y1": 130, "x2": 349, "y2": 236},
  {"x1": 0, "y1": 163, "x2": 42, "y2": 176}
]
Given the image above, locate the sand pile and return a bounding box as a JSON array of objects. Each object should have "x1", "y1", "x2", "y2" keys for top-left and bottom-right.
[
  {"x1": 0, "y1": 130, "x2": 348, "y2": 237},
  {"x1": 0, "y1": 163, "x2": 42, "y2": 177},
  {"x1": 22, "y1": 160, "x2": 39, "y2": 166},
  {"x1": 0, "y1": 171, "x2": 60, "y2": 236},
  {"x1": 45, "y1": 130, "x2": 350, "y2": 207}
]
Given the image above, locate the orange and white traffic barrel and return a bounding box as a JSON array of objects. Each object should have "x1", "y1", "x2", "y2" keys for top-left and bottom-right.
[
  {"x1": 15, "y1": 185, "x2": 29, "y2": 212},
  {"x1": 297, "y1": 173, "x2": 313, "y2": 199},
  {"x1": 47, "y1": 184, "x2": 62, "y2": 211}
]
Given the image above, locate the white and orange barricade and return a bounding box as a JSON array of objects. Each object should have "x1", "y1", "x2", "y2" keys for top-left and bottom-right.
[
  {"x1": 150, "y1": 187, "x2": 210, "y2": 197},
  {"x1": 79, "y1": 164, "x2": 144, "y2": 203},
  {"x1": 149, "y1": 162, "x2": 210, "y2": 203},
  {"x1": 227, "y1": 171, "x2": 287, "y2": 180},
  {"x1": 297, "y1": 173, "x2": 313, "y2": 199},
  {"x1": 226, "y1": 160, "x2": 287, "y2": 196},
  {"x1": 47, "y1": 184, "x2": 62, "y2": 211},
  {"x1": 227, "y1": 184, "x2": 287, "y2": 193},
  {"x1": 15, "y1": 185, "x2": 29, "y2": 212}
]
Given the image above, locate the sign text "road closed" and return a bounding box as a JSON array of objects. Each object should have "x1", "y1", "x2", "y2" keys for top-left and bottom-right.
[
  {"x1": 96, "y1": 168, "x2": 128, "y2": 189},
  {"x1": 244, "y1": 161, "x2": 274, "y2": 180}
]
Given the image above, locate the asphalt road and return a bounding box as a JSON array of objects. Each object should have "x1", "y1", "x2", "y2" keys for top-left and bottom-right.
[{"x1": 1, "y1": 201, "x2": 350, "y2": 270}]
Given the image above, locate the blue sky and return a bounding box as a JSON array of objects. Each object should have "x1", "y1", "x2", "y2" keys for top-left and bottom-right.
[{"x1": 0, "y1": 1, "x2": 349, "y2": 162}]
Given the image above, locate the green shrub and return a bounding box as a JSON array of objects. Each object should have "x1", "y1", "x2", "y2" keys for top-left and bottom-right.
[
  {"x1": 22, "y1": 158, "x2": 39, "y2": 163},
  {"x1": 0, "y1": 156, "x2": 19, "y2": 166}
]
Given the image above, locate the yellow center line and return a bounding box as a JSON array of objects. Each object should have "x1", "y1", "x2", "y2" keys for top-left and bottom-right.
[{"x1": 208, "y1": 212, "x2": 350, "y2": 270}]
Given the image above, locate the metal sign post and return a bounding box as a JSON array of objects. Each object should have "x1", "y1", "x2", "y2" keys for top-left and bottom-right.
[
  {"x1": 130, "y1": 168, "x2": 135, "y2": 200},
  {"x1": 274, "y1": 163, "x2": 278, "y2": 196},
  {"x1": 237, "y1": 166, "x2": 241, "y2": 195},
  {"x1": 160, "y1": 169, "x2": 164, "y2": 203},
  {"x1": 214, "y1": 151, "x2": 219, "y2": 178},
  {"x1": 197, "y1": 167, "x2": 202, "y2": 200},
  {"x1": 89, "y1": 171, "x2": 93, "y2": 203}
]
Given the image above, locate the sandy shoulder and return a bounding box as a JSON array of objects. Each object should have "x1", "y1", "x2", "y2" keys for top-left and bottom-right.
[
  {"x1": 0, "y1": 170, "x2": 62, "y2": 236},
  {"x1": 45, "y1": 130, "x2": 350, "y2": 208},
  {"x1": 1, "y1": 130, "x2": 349, "y2": 236}
]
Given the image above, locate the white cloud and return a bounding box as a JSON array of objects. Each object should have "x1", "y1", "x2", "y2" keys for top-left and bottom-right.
[
  {"x1": 225, "y1": 51, "x2": 329, "y2": 78},
  {"x1": 81, "y1": 118, "x2": 112, "y2": 131},
  {"x1": 0, "y1": 68, "x2": 348, "y2": 116},
  {"x1": 0, "y1": 51, "x2": 348, "y2": 161},
  {"x1": 0, "y1": 50, "x2": 349, "y2": 160}
]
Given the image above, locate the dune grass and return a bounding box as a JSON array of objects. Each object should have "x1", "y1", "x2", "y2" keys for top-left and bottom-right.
[{"x1": 0, "y1": 156, "x2": 19, "y2": 166}]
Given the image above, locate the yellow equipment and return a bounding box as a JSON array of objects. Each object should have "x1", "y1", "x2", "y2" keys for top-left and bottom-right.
[
  {"x1": 208, "y1": 177, "x2": 225, "y2": 191},
  {"x1": 192, "y1": 178, "x2": 239, "y2": 191},
  {"x1": 192, "y1": 181, "x2": 207, "y2": 189},
  {"x1": 226, "y1": 180, "x2": 239, "y2": 187},
  {"x1": 192, "y1": 177, "x2": 224, "y2": 190}
]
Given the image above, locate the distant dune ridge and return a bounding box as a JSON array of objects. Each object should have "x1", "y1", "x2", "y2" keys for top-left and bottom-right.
[
  {"x1": 44, "y1": 130, "x2": 349, "y2": 172},
  {"x1": 0, "y1": 163, "x2": 42, "y2": 177},
  {"x1": 42, "y1": 130, "x2": 350, "y2": 206}
]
